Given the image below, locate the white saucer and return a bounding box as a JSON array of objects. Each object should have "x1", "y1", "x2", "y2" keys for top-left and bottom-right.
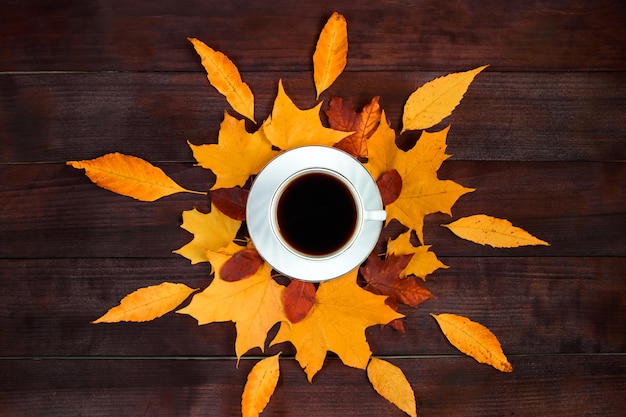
[{"x1": 246, "y1": 146, "x2": 385, "y2": 282}]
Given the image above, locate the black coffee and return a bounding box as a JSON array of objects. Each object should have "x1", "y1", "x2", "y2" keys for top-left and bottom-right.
[{"x1": 276, "y1": 172, "x2": 357, "y2": 256}]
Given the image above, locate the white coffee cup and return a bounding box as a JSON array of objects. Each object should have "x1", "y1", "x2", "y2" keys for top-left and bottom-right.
[{"x1": 246, "y1": 146, "x2": 386, "y2": 282}]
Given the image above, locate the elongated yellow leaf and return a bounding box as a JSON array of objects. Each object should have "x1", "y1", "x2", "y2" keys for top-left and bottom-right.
[
  {"x1": 443, "y1": 214, "x2": 549, "y2": 247},
  {"x1": 189, "y1": 37, "x2": 255, "y2": 122},
  {"x1": 431, "y1": 313, "x2": 513, "y2": 372},
  {"x1": 242, "y1": 354, "x2": 281, "y2": 417},
  {"x1": 313, "y1": 12, "x2": 348, "y2": 99},
  {"x1": 93, "y1": 282, "x2": 197, "y2": 323},
  {"x1": 68, "y1": 153, "x2": 203, "y2": 201},
  {"x1": 402, "y1": 65, "x2": 488, "y2": 133},
  {"x1": 367, "y1": 358, "x2": 417, "y2": 417}
]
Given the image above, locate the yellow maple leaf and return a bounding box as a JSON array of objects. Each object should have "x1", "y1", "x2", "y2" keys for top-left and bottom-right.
[
  {"x1": 188, "y1": 112, "x2": 278, "y2": 190},
  {"x1": 271, "y1": 269, "x2": 403, "y2": 382},
  {"x1": 431, "y1": 313, "x2": 513, "y2": 372},
  {"x1": 261, "y1": 80, "x2": 351, "y2": 150},
  {"x1": 367, "y1": 357, "x2": 417, "y2": 417},
  {"x1": 188, "y1": 37, "x2": 255, "y2": 123},
  {"x1": 67, "y1": 153, "x2": 203, "y2": 201},
  {"x1": 387, "y1": 231, "x2": 448, "y2": 280},
  {"x1": 443, "y1": 214, "x2": 550, "y2": 247},
  {"x1": 313, "y1": 12, "x2": 348, "y2": 99},
  {"x1": 173, "y1": 205, "x2": 242, "y2": 264},
  {"x1": 92, "y1": 282, "x2": 197, "y2": 323},
  {"x1": 177, "y1": 261, "x2": 286, "y2": 359},
  {"x1": 242, "y1": 353, "x2": 281, "y2": 417},
  {"x1": 402, "y1": 65, "x2": 488, "y2": 133},
  {"x1": 366, "y1": 125, "x2": 474, "y2": 243}
]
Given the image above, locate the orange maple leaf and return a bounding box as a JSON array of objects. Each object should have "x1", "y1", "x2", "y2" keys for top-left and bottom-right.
[{"x1": 326, "y1": 96, "x2": 382, "y2": 158}]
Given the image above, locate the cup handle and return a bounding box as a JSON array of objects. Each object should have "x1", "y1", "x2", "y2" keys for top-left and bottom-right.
[{"x1": 364, "y1": 209, "x2": 387, "y2": 222}]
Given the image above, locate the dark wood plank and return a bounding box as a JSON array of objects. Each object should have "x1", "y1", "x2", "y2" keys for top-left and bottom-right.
[
  {"x1": 1, "y1": 162, "x2": 624, "y2": 258},
  {"x1": 1, "y1": 257, "x2": 623, "y2": 357},
  {"x1": 1, "y1": 355, "x2": 624, "y2": 416},
  {"x1": 1, "y1": 71, "x2": 625, "y2": 163},
  {"x1": 1, "y1": 0, "x2": 625, "y2": 72}
]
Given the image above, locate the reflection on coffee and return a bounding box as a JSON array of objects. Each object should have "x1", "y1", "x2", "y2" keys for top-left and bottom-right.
[{"x1": 276, "y1": 172, "x2": 357, "y2": 256}]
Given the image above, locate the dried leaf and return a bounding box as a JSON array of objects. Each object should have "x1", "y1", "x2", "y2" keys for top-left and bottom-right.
[
  {"x1": 242, "y1": 353, "x2": 281, "y2": 417},
  {"x1": 313, "y1": 12, "x2": 348, "y2": 99},
  {"x1": 189, "y1": 112, "x2": 277, "y2": 190},
  {"x1": 402, "y1": 65, "x2": 488, "y2": 132},
  {"x1": 261, "y1": 80, "x2": 350, "y2": 150},
  {"x1": 361, "y1": 253, "x2": 434, "y2": 308},
  {"x1": 93, "y1": 282, "x2": 196, "y2": 323},
  {"x1": 367, "y1": 357, "x2": 417, "y2": 417},
  {"x1": 387, "y1": 231, "x2": 448, "y2": 280},
  {"x1": 67, "y1": 153, "x2": 202, "y2": 201},
  {"x1": 178, "y1": 261, "x2": 286, "y2": 359},
  {"x1": 220, "y1": 249, "x2": 264, "y2": 282},
  {"x1": 211, "y1": 186, "x2": 249, "y2": 221},
  {"x1": 326, "y1": 96, "x2": 381, "y2": 158},
  {"x1": 271, "y1": 269, "x2": 402, "y2": 381},
  {"x1": 443, "y1": 214, "x2": 550, "y2": 247},
  {"x1": 173, "y1": 205, "x2": 242, "y2": 264},
  {"x1": 282, "y1": 280, "x2": 316, "y2": 324},
  {"x1": 188, "y1": 37, "x2": 255, "y2": 122},
  {"x1": 431, "y1": 313, "x2": 513, "y2": 372},
  {"x1": 377, "y1": 169, "x2": 402, "y2": 206}
]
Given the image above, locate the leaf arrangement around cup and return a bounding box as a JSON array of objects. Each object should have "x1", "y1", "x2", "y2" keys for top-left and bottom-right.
[{"x1": 69, "y1": 12, "x2": 548, "y2": 417}]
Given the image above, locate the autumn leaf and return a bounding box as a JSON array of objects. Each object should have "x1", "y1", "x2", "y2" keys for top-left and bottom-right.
[
  {"x1": 443, "y1": 214, "x2": 550, "y2": 247},
  {"x1": 93, "y1": 282, "x2": 197, "y2": 323},
  {"x1": 189, "y1": 112, "x2": 277, "y2": 190},
  {"x1": 173, "y1": 205, "x2": 242, "y2": 264},
  {"x1": 402, "y1": 65, "x2": 488, "y2": 133},
  {"x1": 326, "y1": 96, "x2": 381, "y2": 158},
  {"x1": 366, "y1": 125, "x2": 474, "y2": 243},
  {"x1": 361, "y1": 253, "x2": 434, "y2": 308},
  {"x1": 377, "y1": 169, "x2": 402, "y2": 206},
  {"x1": 387, "y1": 231, "x2": 448, "y2": 280},
  {"x1": 367, "y1": 358, "x2": 417, "y2": 417},
  {"x1": 271, "y1": 269, "x2": 403, "y2": 381},
  {"x1": 67, "y1": 153, "x2": 203, "y2": 201},
  {"x1": 313, "y1": 12, "x2": 348, "y2": 99},
  {"x1": 261, "y1": 80, "x2": 351, "y2": 150},
  {"x1": 210, "y1": 186, "x2": 249, "y2": 221},
  {"x1": 431, "y1": 313, "x2": 513, "y2": 372},
  {"x1": 220, "y1": 249, "x2": 264, "y2": 282},
  {"x1": 242, "y1": 353, "x2": 281, "y2": 417},
  {"x1": 282, "y1": 280, "x2": 317, "y2": 324},
  {"x1": 178, "y1": 260, "x2": 286, "y2": 360},
  {"x1": 188, "y1": 37, "x2": 255, "y2": 122}
]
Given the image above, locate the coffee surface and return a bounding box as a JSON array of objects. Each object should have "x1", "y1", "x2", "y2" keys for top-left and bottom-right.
[{"x1": 276, "y1": 172, "x2": 357, "y2": 256}]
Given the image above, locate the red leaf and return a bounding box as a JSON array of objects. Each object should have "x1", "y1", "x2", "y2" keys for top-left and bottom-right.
[
  {"x1": 377, "y1": 169, "x2": 402, "y2": 206},
  {"x1": 282, "y1": 280, "x2": 317, "y2": 323},
  {"x1": 326, "y1": 96, "x2": 381, "y2": 158},
  {"x1": 220, "y1": 249, "x2": 264, "y2": 282},
  {"x1": 361, "y1": 253, "x2": 434, "y2": 308},
  {"x1": 211, "y1": 187, "x2": 249, "y2": 221}
]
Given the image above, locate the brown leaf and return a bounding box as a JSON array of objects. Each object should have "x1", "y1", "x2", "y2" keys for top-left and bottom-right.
[
  {"x1": 377, "y1": 169, "x2": 402, "y2": 206},
  {"x1": 220, "y1": 249, "x2": 264, "y2": 282},
  {"x1": 361, "y1": 253, "x2": 434, "y2": 308},
  {"x1": 283, "y1": 280, "x2": 317, "y2": 323},
  {"x1": 211, "y1": 187, "x2": 249, "y2": 221},
  {"x1": 326, "y1": 96, "x2": 381, "y2": 158}
]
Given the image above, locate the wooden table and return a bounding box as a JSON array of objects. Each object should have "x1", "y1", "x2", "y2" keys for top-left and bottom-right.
[{"x1": 1, "y1": 1, "x2": 625, "y2": 416}]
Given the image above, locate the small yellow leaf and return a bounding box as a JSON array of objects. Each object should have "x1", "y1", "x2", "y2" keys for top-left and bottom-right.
[
  {"x1": 188, "y1": 37, "x2": 255, "y2": 122},
  {"x1": 387, "y1": 231, "x2": 448, "y2": 280},
  {"x1": 431, "y1": 313, "x2": 513, "y2": 372},
  {"x1": 173, "y1": 205, "x2": 242, "y2": 264},
  {"x1": 93, "y1": 282, "x2": 196, "y2": 323},
  {"x1": 402, "y1": 65, "x2": 488, "y2": 133},
  {"x1": 68, "y1": 153, "x2": 202, "y2": 201},
  {"x1": 367, "y1": 358, "x2": 417, "y2": 417},
  {"x1": 313, "y1": 12, "x2": 348, "y2": 99},
  {"x1": 443, "y1": 214, "x2": 550, "y2": 247},
  {"x1": 242, "y1": 353, "x2": 281, "y2": 417}
]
